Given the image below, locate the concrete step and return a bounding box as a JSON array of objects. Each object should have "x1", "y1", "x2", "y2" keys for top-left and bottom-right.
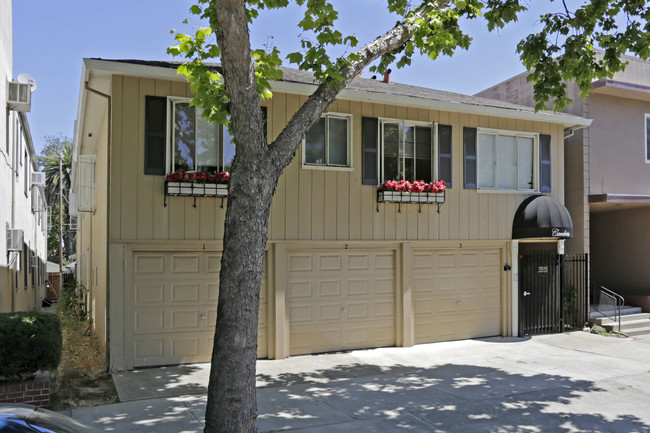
[{"x1": 595, "y1": 313, "x2": 650, "y2": 335}]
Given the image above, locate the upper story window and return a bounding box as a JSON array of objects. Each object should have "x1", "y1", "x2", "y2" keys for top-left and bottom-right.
[
  {"x1": 170, "y1": 99, "x2": 234, "y2": 173},
  {"x1": 361, "y1": 117, "x2": 452, "y2": 187},
  {"x1": 645, "y1": 114, "x2": 650, "y2": 163},
  {"x1": 464, "y1": 127, "x2": 550, "y2": 192},
  {"x1": 303, "y1": 113, "x2": 352, "y2": 169},
  {"x1": 382, "y1": 120, "x2": 434, "y2": 183},
  {"x1": 478, "y1": 130, "x2": 535, "y2": 191},
  {"x1": 145, "y1": 96, "x2": 266, "y2": 176}
]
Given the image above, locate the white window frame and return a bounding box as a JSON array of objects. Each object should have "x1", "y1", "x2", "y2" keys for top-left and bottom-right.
[
  {"x1": 380, "y1": 118, "x2": 438, "y2": 183},
  {"x1": 476, "y1": 127, "x2": 539, "y2": 192},
  {"x1": 166, "y1": 96, "x2": 234, "y2": 174},
  {"x1": 301, "y1": 112, "x2": 353, "y2": 171},
  {"x1": 645, "y1": 113, "x2": 650, "y2": 163}
]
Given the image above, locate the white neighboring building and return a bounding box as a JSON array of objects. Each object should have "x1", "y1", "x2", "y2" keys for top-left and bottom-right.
[{"x1": 1, "y1": 0, "x2": 48, "y2": 312}]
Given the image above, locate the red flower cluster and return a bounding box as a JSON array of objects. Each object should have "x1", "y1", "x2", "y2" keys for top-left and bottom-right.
[
  {"x1": 379, "y1": 179, "x2": 446, "y2": 193},
  {"x1": 166, "y1": 170, "x2": 231, "y2": 184}
]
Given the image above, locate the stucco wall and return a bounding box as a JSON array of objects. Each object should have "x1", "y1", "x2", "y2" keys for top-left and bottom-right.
[
  {"x1": 588, "y1": 93, "x2": 650, "y2": 195},
  {"x1": 591, "y1": 207, "x2": 650, "y2": 296}
]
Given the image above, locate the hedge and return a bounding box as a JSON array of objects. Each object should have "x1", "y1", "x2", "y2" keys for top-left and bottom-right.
[{"x1": 0, "y1": 312, "x2": 62, "y2": 381}]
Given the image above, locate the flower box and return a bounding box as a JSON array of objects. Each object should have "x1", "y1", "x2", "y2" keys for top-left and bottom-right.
[
  {"x1": 377, "y1": 190, "x2": 445, "y2": 204},
  {"x1": 165, "y1": 181, "x2": 229, "y2": 198}
]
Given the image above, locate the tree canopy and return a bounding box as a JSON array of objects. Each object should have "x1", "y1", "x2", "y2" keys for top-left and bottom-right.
[{"x1": 167, "y1": 1, "x2": 650, "y2": 432}]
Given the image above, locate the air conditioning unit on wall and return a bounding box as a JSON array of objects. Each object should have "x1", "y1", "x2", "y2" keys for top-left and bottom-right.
[
  {"x1": 31, "y1": 172, "x2": 46, "y2": 187},
  {"x1": 6, "y1": 228, "x2": 24, "y2": 252},
  {"x1": 7, "y1": 81, "x2": 31, "y2": 112}
]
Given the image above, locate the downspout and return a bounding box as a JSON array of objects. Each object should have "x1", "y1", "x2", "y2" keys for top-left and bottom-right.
[{"x1": 84, "y1": 84, "x2": 112, "y2": 372}]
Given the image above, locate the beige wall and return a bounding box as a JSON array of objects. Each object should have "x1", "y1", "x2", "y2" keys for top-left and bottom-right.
[
  {"x1": 76, "y1": 100, "x2": 110, "y2": 351},
  {"x1": 110, "y1": 75, "x2": 566, "y2": 245},
  {"x1": 591, "y1": 207, "x2": 650, "y2": 296},
  {"x1": 588, "y1": 93, "x2": 650, "y2": 195}
]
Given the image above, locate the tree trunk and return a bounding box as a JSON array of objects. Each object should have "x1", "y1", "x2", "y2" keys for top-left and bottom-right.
[{"x1": 204, "y1": 1, "x2": 276, "y2": 432}]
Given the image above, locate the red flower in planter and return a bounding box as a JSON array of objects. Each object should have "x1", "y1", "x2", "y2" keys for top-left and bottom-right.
[{"x1": 378, "y1": 179, "x2": 446, "y2": 193}]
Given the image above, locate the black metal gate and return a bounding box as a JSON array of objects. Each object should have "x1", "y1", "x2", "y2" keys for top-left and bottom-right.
[{"x1": 519, "y1": 252, "x2": 588, "y2": 335}]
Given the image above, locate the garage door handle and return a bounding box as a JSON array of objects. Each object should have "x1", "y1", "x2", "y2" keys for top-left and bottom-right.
[
  {"x1": 523, "y1": 291, "x2": 531, "y2": 296},
  {"x1": 200, "y1": 314, "x2": 206, "y2": 320}
]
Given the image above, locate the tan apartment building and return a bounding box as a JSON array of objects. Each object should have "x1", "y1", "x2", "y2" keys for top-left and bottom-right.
[
  {"x1": 71, "y1": 58, "x2": 590, "y2": 371},
  {"x1": 478, "y1": 53, "x2": 650, "y2": 309}
]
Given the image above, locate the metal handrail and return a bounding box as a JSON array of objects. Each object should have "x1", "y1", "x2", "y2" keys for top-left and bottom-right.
[{"x1": 593, "y1": 285, "x2": 625, "y2": 333}]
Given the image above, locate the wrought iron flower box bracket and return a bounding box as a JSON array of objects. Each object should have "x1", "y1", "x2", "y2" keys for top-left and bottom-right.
[
  {"x1": 377, "y1": 189, "x2": 446, "y2": 213},
  {"x1": 164, "y1": 180, "x2": 229, "y2": 208}
]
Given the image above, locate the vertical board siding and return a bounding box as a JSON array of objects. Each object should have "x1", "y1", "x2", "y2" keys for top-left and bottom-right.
[{"x1": 111, "y1": 81, "x2": 565, "y2": 244}]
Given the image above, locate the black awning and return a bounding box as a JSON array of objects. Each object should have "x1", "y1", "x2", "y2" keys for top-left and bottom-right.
[{"x1": 512, "y1": 195, "x2": 573, "y2": 239}]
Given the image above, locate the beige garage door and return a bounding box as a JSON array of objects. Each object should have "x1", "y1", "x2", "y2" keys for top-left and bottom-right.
[
  {"x1": 127, "y1": 251, "x2": 267, "y2": 367},
  {"x1": 414, "y1": 249, "x2": 501, "y2": 344},
  {"x1": 288, "y1": 250, "x2": 396, "y2": 355}
]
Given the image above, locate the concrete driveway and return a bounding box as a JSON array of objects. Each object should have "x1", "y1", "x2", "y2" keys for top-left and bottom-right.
[{"x1": 65, "y1": 332, "x2": 650, "y2": 432}]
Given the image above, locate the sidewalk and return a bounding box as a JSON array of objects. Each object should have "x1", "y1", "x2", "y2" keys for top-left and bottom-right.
[{"x1": 65, "y1": 332, "x2": 650, "y2": 432}]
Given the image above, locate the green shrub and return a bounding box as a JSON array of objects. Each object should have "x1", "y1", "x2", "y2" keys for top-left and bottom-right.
[
  {"x1": 58, "y1": 282, "x2": 77, "y2": 314},
  {"x1": 0, "y1": 311, "x2": 62, "y2": 381}
]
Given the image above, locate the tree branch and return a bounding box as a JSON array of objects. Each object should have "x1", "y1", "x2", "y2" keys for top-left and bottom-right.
[{"x1": 267, "y1": 0, "x2": 448, "y2": 171}]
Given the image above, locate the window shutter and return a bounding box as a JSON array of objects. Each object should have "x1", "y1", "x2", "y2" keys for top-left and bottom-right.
[
  {"x1": 77, "y1": 155, "x2": 97, "y2": 212},
  {"x1": 463, "y1": 127, "x2": 477, "y2": 189},
  {"x1": 362, "y1": 117, "x2": 379, "y2": 185},
  {"x1": 539, "y1": 134, "x2": 551, "y2": 192},
  {"x1": 144, "y1": 96, "x2": 167, "y2": 175},
  {"x1": 438, "y1": 124, "x2": 452, "y2": 187}
]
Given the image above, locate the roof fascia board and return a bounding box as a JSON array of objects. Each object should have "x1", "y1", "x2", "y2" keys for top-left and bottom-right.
[
  {"x1": 271, "y1": 80, "x2": 591, "y2": 129},
  {"x1": 83, "y1": 59, "x2": 591, "y2": 131},
  {"x1": 84, "y1": 58, "x2": 183, "y2": 82}
]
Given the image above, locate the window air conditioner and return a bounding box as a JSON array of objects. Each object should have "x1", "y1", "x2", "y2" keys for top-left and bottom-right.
[
  {"x1": 7, "y1": 81, "x2": 31, "y2": 112},
  {"x1": 6, "y1": 229, "x2": 24, "y2": 252},
  {"x1": 31, "y1": 171, "x2": 46, "y2": 187}
]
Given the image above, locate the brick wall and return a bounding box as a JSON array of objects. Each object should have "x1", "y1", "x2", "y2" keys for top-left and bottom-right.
[{"x1": 0, "y1": 373, "x2": 51, "y2": 408}]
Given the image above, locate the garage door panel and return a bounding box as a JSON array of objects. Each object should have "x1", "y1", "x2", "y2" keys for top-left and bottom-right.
[
  {"x1": 171, "y1": 337, "x2": 201, "y2": 358},
  {"x1": 348, "y1": 279, "x2": 369, "y2": 295},
  {"x1": 134, "y1": 284, "x2": 165, "y2": 304},
  {"x1": 374, "y1": 253, "x2": 395, "y2": 270},
  {"x1": 289, "y1": 254, "x2": 313, "y2": 272},
  {"x1": 289, "y1": 251, "x2": 395, "y2": 356},
  {"x1": 289, "y1": 280, "x2": 312, "y2": 298},
  {"x1": 348, "y1": 254, "x2": 369, "y2": 270},
  {"x1": 319, "y1": 254, "x2": 341, "y2": 271},
  {"x1": 170, "y1": 309, "x2": 201, "y2": 329},
  {"x1": 133, "y1": 336, "x2": 165, "y2": 362},
  {"x1": 172, "y1": 255, "x2": 200, "y2": 273},
  {"x1": 135, "y1": 255, "x2": 165, "y2": 274},
  {"x1": 374, "y1": 277, "x2": 395, "y2": 295},
  {"x1": 318, "y1": 303, "x2": 343, "y2": 321},
  {"x1": 414, "y1": 249, "x2": 501, "y2": 345},
  {"x1": 134, "y1": 310, "x2": 165, "y2": 332},
  {"x1": 206, "y1": 255, "x2": 221, "y2": 273},
  {"x1": 171, "y1": 283, "x2": 201, "y2": 302},
  {"x1": 318, "y1": 280, "x2": 341, "y2": 297}
]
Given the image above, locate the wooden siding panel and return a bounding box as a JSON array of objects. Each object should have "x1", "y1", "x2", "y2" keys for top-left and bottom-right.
[
  {"x1": 120, "y1": 76, "x2": 139, "y2": 240},
  {"x1": 137, "y1": 78, "x2": 155, "y2": 240},
  {"x1": 110, "y1": 76, "x2": 123, "y2": 241},
  {"x1": 349, "y1": 100, "x2": 363, "y2": 240},
  {"x1": 270, "y1": 93, "x2": 287, "y2": 240},
  {"x1": 285, "y1": 94, "x2": 301, "y2": 240}
]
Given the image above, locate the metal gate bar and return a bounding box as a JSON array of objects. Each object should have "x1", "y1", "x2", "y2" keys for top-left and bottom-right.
[{"x1": 520, "y1": 252, "x2": 588, "y2": 336}]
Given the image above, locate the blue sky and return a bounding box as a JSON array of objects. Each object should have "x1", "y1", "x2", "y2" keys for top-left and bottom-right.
[{"x1": 12, "y1": 1, "x2": 560, "y2": 155}]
